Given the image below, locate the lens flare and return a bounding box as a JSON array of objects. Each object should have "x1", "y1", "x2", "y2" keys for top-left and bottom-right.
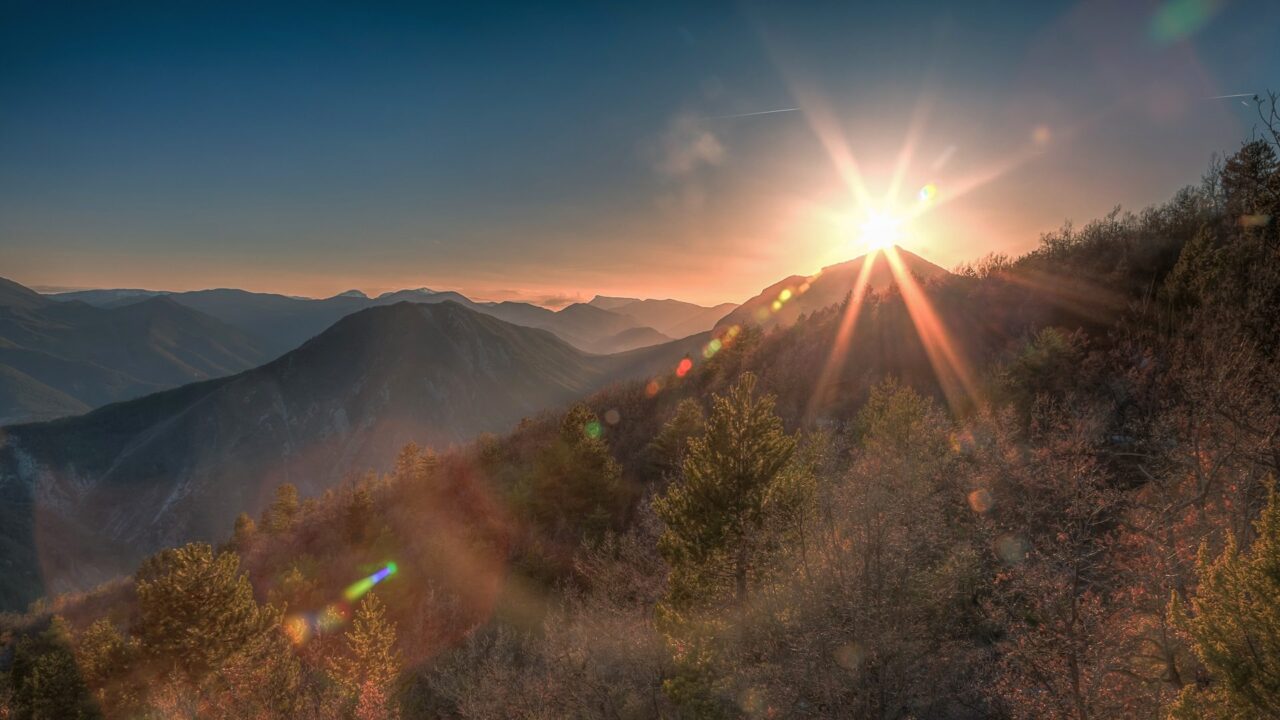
[
  {"x1": 967, "y1": 489, "x2": 994, "y2": 514},
  {"x1": 1149, "y1": 0, "x2": 1222, "y2": 45},
  {"x1": 343, "y1": 561, "x2": 398, "y2": 602},
  {"x1": 675, "y1": 357, "x2": 693, "y2": 378},
  {"x1": 859, "y1": 209, "x2": 902, "y2": 251}
]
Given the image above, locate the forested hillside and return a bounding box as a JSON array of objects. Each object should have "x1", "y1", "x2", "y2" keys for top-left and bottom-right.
[{"x1": 2, "y1": 138, "x2": 1279, "y2": 719}]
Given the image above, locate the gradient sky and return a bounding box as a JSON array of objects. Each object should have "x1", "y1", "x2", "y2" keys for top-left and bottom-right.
[{"x1": 2, "y1": 1, "x2": 1276, "y2": 306}]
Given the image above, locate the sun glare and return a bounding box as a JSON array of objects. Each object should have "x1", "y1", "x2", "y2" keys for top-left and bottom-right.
[{"x1": 858, "y1": 209, "x2": 903, "y2": 251}]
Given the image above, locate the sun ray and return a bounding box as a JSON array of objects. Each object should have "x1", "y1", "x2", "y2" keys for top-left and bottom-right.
[
  {"x1": 806, "y1": 249, "x2": 880, "y2": 420},
  {"x1": 886, "y1": 94, "x2": 933, "y2": 204},
  {"x1": 883, "y1": 245, "x2": 981, "y2": 414},
  {"x1": 788, "y1": 84, "x2": 874, "y2": 209},
  {"x1": 904, "y1": 105, "x2": 1112, "y2": 224}
]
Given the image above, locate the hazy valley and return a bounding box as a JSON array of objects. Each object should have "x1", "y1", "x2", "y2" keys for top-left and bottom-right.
[{"x1": 2, "y1": 4, "x2": 1276, "y2": 718}]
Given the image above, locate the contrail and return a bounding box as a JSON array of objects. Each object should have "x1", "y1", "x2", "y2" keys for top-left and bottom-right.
[
  {"x1": 710, "y1": 107, "x2": 799, "y2": 120},
  {"x1": 1206, "y1": 92, "x2": 1254, "y2": 100}
]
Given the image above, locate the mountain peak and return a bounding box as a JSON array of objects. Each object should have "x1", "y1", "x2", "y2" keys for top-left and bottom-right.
[
  {"x1": 588, "y1": 295, "x2": 639, "y2": 311},
  {"x1": 715, "y1": 246, "x2": 951, "y2": 332},
  {"x1": 0, "y1": 276, "x2": 51, "y2": 310},
  {"x1": 333, "y1": 289, "x2": 368, "y2": 299},
  {"x1": 375, "y1": 287, "x2": 435, "y2": 300}
]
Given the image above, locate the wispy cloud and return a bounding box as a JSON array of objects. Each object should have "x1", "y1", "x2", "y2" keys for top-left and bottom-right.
[
  {"x1": 468, "y1": 288, "x2": 586, "y2": 309},
  {"x1": 653, "y1": 112, "x2": 725, "y2": 177}
]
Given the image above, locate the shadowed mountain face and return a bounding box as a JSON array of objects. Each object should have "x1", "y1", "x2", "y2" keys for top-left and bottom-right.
[
  {"x1": 715, "y1": 246, "x2": 950, "y2": 332},
  {"x1": 0, "y1": 301, "x2": 705, "y2": 609},
  {"x1": 0, "y1": 278, "x2": 271, "y2": 425}
]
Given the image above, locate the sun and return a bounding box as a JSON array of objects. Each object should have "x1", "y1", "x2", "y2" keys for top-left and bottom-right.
[{"x1": 858, "y1": 208, "x2": 904, "y2": 251}]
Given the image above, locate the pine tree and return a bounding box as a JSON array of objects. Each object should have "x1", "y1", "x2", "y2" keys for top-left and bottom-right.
[
  {"x1": 330, "y1": 593, "x2": 402, "y2": 719},
  {"x1": 133, "y1": 543, "x2": 300, "y2": 716},
  {"x1": 651, "y1": 373, "x2": 797, "y2": 716},
  {"x1": 262, "y1": 483, "x2": 300, "y2": 535},
  {"x1": 344, "y1": 485, "x2": 376, "y2": 546},
  {"x1": 25, "y1": 646, "x2": 97, "y2": 720},
  {"x1": 133, "y1": 543, "x2": 278, "y2": 681},
  {"x1": 644, "y1": 398, "x2": 705, "y2": 481},
  {"x1": 524, "y1": 404, "x2": 626, "y2": 540},
  {"x1": 654, "y1": 372, "x2": 796, "y2": 609},
  {"x1": 1169, "y1": 488, "x2": 1280, "y2": 718},
  {"x1": 1220, "y1": 138, "x2": 1280, "y2": 221},
  {"x1": 74, "y1": 619, "x2": 137, "y2": 715},
  {"x1": 7, "y1": 617, "x2": 99, "y2": 720},
  {"x1": 393, "y1": 442, "x2": 424, "y2": 483},
  {"x1": 392, "y1": 442, "x2": 438, "y2": 485},
  {"x1": 226, "y1": 512, "x2": 256, "y2": 554}
]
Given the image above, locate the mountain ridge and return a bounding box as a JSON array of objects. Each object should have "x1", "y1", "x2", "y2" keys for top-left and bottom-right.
[
  {"x1": 715, "y1": 246, "x2": 950, "y2": 332},
  {"x1": 45, "y1": 286, "x2": 710, "y2": 359},
  {"x1": 0, "y1": 300, "x2": 708, "y2": 608},
  {"x1": 0, "y1": 280, "x2": 273, "y2": 424}
]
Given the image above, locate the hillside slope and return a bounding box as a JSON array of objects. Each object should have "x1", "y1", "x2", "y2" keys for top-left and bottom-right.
[
  {"x1": 0, "y1": 279, "x2": 271, "y2": 424},
  {"x1": 0, "y1": 301, "x2": 704, "y2": 608},
  {"x1": 716, "y1": 247, "x2": 949, "y2": 332}
]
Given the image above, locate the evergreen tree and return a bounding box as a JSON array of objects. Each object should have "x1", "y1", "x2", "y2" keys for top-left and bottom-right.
[
  {"x1": 1220, "y1": 138, "x2": 1280, "y2": 222},
  {"x1": 259, "y1": 481, "x2": 299, "y2": 532},
  {"x1": 74, "y1": 619, "x2": 137, "y2": 715},
  {"x1": 654, "y1": 372, "x2": 796, "y2": 609},
  {"x1": 24, "y1": 647, "x2": 97, "y2": 720},
  {"x1": 7, "y1": 617, "x2": 99, "y2": 720},
  {"x1": 344, "y1": 485, "x2": 377, "y2": 547},
  {"x1": 652, "y1": 373, "x2": 798, "y2": 716},
  {"x1": 392, "y1": 442, "x2": 438, "y2": 485},
  {"x1": 330, "y1": 593, "x2": 402, "y2": 719},
  {"x1": 133, "y1": 543, "x2": 278, "y2": 681},
  {"x1": 644, "y1": 398, "x2": 705, "y2": 481},
  {"x1": 1170, "y1": 489, "x2": 1280, "y2": 718},
  {"x1": 524, "y1": 404, "x2": 626, "y2": 540},
  {"x1": 262, "y1": 483, "x2": 300, "y2": 535},
  {"x1": 226, "y1": 512, "x2": 256, "y2": 554},
  {"x1": 393, "y1": 441, "x2": 423, "y2": 481}
]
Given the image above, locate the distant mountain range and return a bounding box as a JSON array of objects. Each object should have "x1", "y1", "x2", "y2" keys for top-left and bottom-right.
[
  {"x1": 716, "y1": 246, "x2": 949, "y2": 332},
  {"x1": 0, "y1": 301, "x2": 708, "y2": 608},
  {"x1": 44, "y1": 288, "x2": 737, "y2": 356},
  {"x1": 0, "y1": 278, "x2": 271, "y2": 425},
  {"x1": 0, "y1": 279, "x2": 737, "y2": 425},
  {"x1": 587, "y1": 296, "x2": 739, "y2": 338}
]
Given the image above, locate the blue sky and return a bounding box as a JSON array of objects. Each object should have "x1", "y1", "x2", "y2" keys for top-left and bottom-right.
[{"x1": 2, "y1": 0, "x2": 1276, "y2": 305}]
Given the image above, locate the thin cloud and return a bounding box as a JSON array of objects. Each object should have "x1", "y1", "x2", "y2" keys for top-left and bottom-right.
[
  {"x1": 653, "y1": 112, "x2": 725, "y2": 177},
  {"x1": 468, "y1": 288, "x2": 586, "y2": 309}
]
